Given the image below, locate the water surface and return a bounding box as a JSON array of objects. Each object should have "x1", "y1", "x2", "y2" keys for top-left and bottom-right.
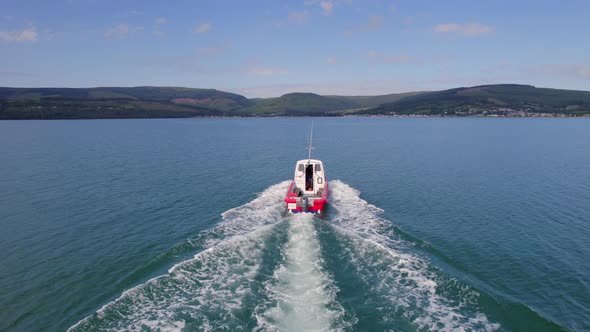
[{"x1": 0, "y1": 118, "x2": 588, "y2": 331}]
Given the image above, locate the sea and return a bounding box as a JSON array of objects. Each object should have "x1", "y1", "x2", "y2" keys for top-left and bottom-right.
[{"x1": 0, "y1": 117, "x2": 588, "y2": 332}]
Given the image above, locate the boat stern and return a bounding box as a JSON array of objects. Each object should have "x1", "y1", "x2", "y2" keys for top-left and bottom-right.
[{"x1": 284, "y1": 180, "x2": 328, "y2": 214}]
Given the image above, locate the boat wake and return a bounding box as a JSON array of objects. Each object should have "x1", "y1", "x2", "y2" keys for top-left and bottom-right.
[
  {"x1": 68, "y1": 181, "x2": 291, "y2": 332},
  {"x1": 254, "y1": 213, "x2": 348, "y2": 331},
  {"x1": 327, "y1": 180, "x2": 500, "y2": 331},
  {"x1": 69, "y1": 180, "x2": 502, "y2": 332}
]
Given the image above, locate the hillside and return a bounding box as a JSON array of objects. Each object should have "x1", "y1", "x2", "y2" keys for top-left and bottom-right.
[
  {"x1": 362, "y1": 84, "x2": 590, "y2": 116},
  {"x1": 327, "y1": 91, "x2": 425, "y2": 108},
  {"x1": 240, "y1": 91, "x2": 426, "y2": 116},
  {"x1": 1, "y1": 84, "x2": 589, "y2": 119},
  {"x1": 239, "y1": 93, "x2": 358, "y2": 116},
  {"x1": 0, "y1": 87, "x2": 253, "y2": 119}
]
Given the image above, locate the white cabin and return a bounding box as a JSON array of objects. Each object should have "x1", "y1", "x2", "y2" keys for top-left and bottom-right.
[{"x1": 293, "y1": 159, "x2": 326, "y2": 197}]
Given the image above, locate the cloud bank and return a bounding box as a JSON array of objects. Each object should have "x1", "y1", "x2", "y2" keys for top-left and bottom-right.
[{"x1": 0, "y1": 26, "x2": 37, "y2": 42}]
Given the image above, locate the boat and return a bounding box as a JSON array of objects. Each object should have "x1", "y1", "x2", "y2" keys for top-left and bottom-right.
[{"x1": 284, "y1": 124, "x2": 328, "y2": 214}]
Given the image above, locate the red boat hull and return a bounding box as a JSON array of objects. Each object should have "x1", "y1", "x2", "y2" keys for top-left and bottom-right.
[{"x1": 284, "y1": 180, "x2": 328, "y2": 214}]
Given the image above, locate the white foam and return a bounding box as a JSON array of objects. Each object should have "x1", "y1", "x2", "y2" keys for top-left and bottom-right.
[
  {"x1": 69, "y1": 225, "x2": 276, "y2": 331},
  {"x1": 328, "y1": 180, "x2": 500, "y2": 331},
  {"x1": 328, "y1": 180, "x2": 399, "y2": 246},
  {"x1": 68, "y1": 181, "x2": 290, "y2": 332},
  {"x1": 206, "y1": 180, "x2": 291, "y2": 247},
  {"x1": 255, "y1": 214, "x2": 346, "y2": 332}
]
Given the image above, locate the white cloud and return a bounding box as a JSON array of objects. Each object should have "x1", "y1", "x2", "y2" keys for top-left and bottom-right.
[
  {"x1": 327, "y1": 57, "x2": 337, "y2": 64},
  {"x1": 0, "y1": 26, "x2": 38, "y2": 42},
  {"x1": 155, "y1": 17, "x2": 167, "y2": 25},
  {"x1": 245, "y1": 67, "x2": 288, "y2": 76},
  {"x1": 320, "y1": 1, "x2": 333, "y2": 14},
  {"x1": 194, "y1": 22, "x2": 212, "y2": 33},
  {"x1": 433, "y1": 22, "x2": 494, "y2": 36},
  {"x1": 288, "y1": 11, "x2": 310, "y2": 24},
  {"x1": 105, "y1": 24, "x2": 143, "y2": 40},
  {"x1": 305, "y1": 0, "x2": 355, "y2": 15}
]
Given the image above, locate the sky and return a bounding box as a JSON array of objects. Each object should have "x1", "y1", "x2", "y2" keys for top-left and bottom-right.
[{"x1": 1, "y1": 0, "x2": 589, "y2": 97}]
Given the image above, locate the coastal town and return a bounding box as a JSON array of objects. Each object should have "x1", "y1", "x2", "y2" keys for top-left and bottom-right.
[{"x1": 380, "y1": 107, "x2": 588, "y2": 117}]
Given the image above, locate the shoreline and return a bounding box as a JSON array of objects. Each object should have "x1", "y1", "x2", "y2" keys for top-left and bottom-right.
[{"x1": 1, "y1": 113, "x2": 590, "y2": 120}]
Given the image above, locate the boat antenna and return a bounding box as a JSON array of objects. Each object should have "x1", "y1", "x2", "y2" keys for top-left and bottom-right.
[{"x1": 307, "y1": 121, "x2": 314, "y2": 161}]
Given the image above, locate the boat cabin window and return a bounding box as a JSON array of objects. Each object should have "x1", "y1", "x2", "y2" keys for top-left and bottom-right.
[
  {"x1": 317, "y1": 177, "x2": 323, "y2": 184},
  {"x1": 305, "y1": 164, "x2": 314, "y2": 191},
  {"x1": 298, "y1": 164, "x2": 304, "y2": 172},
  {"x1": 315, "y1": 164, "x2": 322, "y2": 172}
]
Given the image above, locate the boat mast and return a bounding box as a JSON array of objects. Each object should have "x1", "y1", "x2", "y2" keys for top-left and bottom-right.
[{"x1": 307, "y1": 121, "x2": 314, "y2": 162}]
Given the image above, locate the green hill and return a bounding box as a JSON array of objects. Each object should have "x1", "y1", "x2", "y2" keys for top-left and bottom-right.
[
  {"x1": 1, "y1": 84, "x2": 589, "y2": 119},
  {"x1": 362, "y1": 84, "x2": 590, "y2": 116},
  {"x1": 240, "y1": 91, "x2": 426, "y2": 116},
  {"x1": 327, "y1": 91, "x2": 425, "y2": 108},
  {"x1": 0, "y1": 87, "x2": 253, "y2": 119},
  {"x1": 238, "y1": 93, "x2": 358, "y2": 116}
]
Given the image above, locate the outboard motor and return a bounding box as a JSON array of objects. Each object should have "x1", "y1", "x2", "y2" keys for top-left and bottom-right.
[{"x1": 301, "y1": 197, "x2": 308, "y2": 212}]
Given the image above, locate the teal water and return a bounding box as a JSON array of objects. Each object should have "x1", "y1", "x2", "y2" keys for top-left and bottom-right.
[{"x1": 0, "y1": 118, "x2": 588, "y2": 331}]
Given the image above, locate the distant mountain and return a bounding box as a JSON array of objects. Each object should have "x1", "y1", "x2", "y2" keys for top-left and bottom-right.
[
  {"x1": 362, "y1": 84, "x2": 590, "y2": 116},
  {"x1": 0, "y1": 87, "x2": 253, "y2": 119},
  {"x1": 1, "y1": 84, "x2": 589, "y2": 119},
  {"x1": 240, "y1": 91, "x2": 425, "y2": 116},
  {"x1": 238, "y1": 92, "x2": 358, "y2": 116},
  {"x1": 326, "y1": 91, "x2": 425, "y2": 108}
]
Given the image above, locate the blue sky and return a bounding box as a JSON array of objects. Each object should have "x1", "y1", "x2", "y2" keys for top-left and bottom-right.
[{"x1": 1, "y1": 0, "x2": 589, "y2": 97}]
